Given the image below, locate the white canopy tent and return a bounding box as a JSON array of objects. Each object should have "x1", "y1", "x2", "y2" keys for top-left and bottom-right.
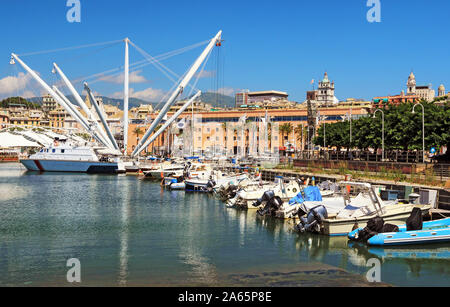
[
  {"x1": 0, "y1": 132, "x2": 41, "y2": 148},
  {"x1": 16, "y1": 130, "x2": 54, "y2": 147}
]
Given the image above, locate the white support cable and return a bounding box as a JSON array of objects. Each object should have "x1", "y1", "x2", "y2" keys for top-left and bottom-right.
[
  {"x1": 66, "y1": 39, "x2": 209, "y2": 87},
  {"x1": 128, "y1": 40, "x2": 205, "y2": 96},
  {"x1": 17, "y1": 39, "x2": 123, "y2": 57},
  {"x1": 128, "y1": 40, "x2": 181, "y2": 86}
]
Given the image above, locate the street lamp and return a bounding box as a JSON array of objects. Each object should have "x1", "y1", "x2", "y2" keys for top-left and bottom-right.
[
  {"x1": 373, "y1": 109, "x2": 385, "y2": 161},
  {"x1": 321, "y1": 115, "x2": 328, "y2": 148},
  {"x1": 412, "y1": 103, "x2": 425, "y2": 163}
]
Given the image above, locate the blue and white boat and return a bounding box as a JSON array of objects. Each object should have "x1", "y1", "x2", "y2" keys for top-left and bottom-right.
[
  {"x1": 20, "y1": 142, "x2": 122, "y2": 174},
  {"x1": 348, "y1": 218, "x2": 450, "y2": 246}
]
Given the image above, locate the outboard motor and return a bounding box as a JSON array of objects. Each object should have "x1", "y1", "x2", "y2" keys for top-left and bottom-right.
[
  {"x1": 252, "y1": 190, "x2": 275, "y2": 208},
  {"x1": 206, "y1": 179, "x2": 216, "y2": 192},
  {"x1": 253, "y1": 191, "x2": 283, "y2": 217},
  {"x1": 225, "y1": 184, "x2": 238, "y2": 199},
  {"x1": 259, "y1": 196, "x2": 283, "y2": 217},
  {"x1": 351, "y1": 216, "x2": 399, "y2": 243},
  {"x1": 294, "y1": 205, "x2": 328, "y2": 233}
]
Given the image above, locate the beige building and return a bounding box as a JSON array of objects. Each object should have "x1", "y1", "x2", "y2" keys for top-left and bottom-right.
[
  {"x1": 130, "y1": 104, "x2": 154, "y2": 121},
  {"x1": 438, "y1": 84, "x2": 446, "y2": 97},
  {"x1": 407, "y1": 72, "x2": 435, "y2": 102},
  {"x1": 42, "y1": 94, "x2": 58, "y2": 113}
]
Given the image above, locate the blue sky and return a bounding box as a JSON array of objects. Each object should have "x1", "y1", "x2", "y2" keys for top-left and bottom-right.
[{"x1": 0, "y1": 0, "x2": 449, "y2": 103}]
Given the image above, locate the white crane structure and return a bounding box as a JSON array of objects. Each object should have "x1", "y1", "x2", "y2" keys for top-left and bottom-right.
[
  {"x1": 51, "y1": 85, "x2": 107, "y2": 146},
  {"x1": 10, "y1": 31, "x2": 222, "y2": 157},
  {"x1": 123, "y1": 38, "x2": 130, "y2": 154},
  {"x1": 52, "y1": 63, "x2": 115, "y2": 150},
  {"x1": 10, "y1": 53, "x2": 113, "y2": 149},
  {"x1": 131, "y1": 30, "x2": 222, "y2": 157},
  {"x1": 84, "y1": 82, "x2": 120, "y2": 150}
]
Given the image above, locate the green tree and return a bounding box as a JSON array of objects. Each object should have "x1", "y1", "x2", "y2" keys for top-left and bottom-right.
[
  {"x1": 0, "y1": 97, "x2": 41, "y2": 109},
  {"x1": 312, "y1": 101, "x2": 450, "y2": 153},
  {"x1": 279, "y1": 123, "x2": 293, "y2": 144}
]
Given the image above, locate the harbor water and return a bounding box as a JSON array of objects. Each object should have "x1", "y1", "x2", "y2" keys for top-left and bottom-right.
[{"x1": 0, "y1": 163, "x2": 449, "y2": 287}]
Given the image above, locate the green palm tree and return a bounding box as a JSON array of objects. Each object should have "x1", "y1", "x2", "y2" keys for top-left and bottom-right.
[
  {"x1": 294, "y1": 124, "x2": 305, "y2": 149},
  {"x1": 280, "y1": 123, "x2": 293, "y2": 145},
  {"x1": 133, "y1": 127, "x2": 143, "y2": 143}
]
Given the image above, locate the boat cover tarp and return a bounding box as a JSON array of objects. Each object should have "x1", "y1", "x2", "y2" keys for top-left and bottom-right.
[
  {"x1": 304, "y1": 186, "x2": 322, "y2": 202},
  {"x1": 289, "y1": 186, "x2": 322, "y2": 205}
]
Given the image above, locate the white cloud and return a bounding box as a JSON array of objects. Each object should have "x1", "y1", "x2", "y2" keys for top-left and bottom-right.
[
  {"x1": 99, "y1": 70, "x2": 148, "y2": 84},
  {"x1": 0, "y1": 72, "x2": 34, "y2": 97},
  {"x1": 195, "y1": 70, "x2": 215, "y2": 79},
  {"x1": 208, "y1": 87, "x2": 239, "y2": 96},
  {"x1": 110, "y1": 87, "x2": 166, "y2": 102}
]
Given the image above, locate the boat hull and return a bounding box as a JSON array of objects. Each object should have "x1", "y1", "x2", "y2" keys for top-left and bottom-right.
[
  {"x1": 20, "y1": 159, "x2": 118, "y2": 174},
  {"x1": 322, "y1": 205, "x2": 431, "y2": 237},
  {"x1": 349, "y1": 218, "x2": 450, "y2": 246},
  {"x1": 185, "y1": 180, "x2": 210, "y2": 192}
]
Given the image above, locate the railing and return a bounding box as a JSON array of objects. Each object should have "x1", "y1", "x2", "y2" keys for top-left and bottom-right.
[{"x1": 295, "y1": 150, "x2": 427, "y2": 163}]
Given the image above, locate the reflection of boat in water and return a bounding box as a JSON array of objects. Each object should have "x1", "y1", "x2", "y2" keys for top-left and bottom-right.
[{"x1": 367, "y1": 245, "x2": 450, "y2": 260}]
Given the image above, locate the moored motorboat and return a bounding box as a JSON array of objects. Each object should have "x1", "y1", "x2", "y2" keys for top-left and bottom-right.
[
  {"x1": 293, "y1": 182, "x2": 436, "y2": 237},
  {"x1": 349, "y1": 217, "x2": 450, "y2": 246},
  {"x1": 20, "y1": 140, "x2": 121, "y2": 174}
]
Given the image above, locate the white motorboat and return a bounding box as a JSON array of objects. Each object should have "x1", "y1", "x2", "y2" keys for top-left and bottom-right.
[
  {"x1": 144, "y1": 162, "x2": 185, "y2": 179},
  {"x1": 293, "y1": 182, "x2": 436, "y2": 237},
  {"x1": 227, "y1": 177, "x2": 303, "y2": 209},
  {"x1": 20, "y1": 140, "x2": 121, "y2": 174}
]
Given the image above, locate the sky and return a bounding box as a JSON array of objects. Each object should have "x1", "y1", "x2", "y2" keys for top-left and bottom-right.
[{"x1": 0, "y1": 0, "x2": 449, "y2": 103}]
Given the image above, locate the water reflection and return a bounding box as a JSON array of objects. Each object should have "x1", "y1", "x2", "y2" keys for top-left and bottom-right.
[
  {"x1": 119, "y1": 178, "x2": 130, "y2": 286},
  {"x1": 172, "y1": 191, "x2": 219, "y2": 285},
  {"x1": 1, "y1": 163, "x2": 449, "y2": 286}
]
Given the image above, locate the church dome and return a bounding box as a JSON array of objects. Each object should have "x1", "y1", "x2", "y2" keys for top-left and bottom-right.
[{"x1": 439, "y1": 84, "x2": 445, "y2": 91}]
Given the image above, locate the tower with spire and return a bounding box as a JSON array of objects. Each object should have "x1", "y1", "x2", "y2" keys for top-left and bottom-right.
[
  {"x1": 407, "y1": 72, "x2": 416, "y2": 94},
  {"x1": 317, "y1": 72, "x2": 335, "y2": 105}
]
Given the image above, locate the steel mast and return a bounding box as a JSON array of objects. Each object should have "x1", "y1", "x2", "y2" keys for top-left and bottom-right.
[
  {"x1": 131, "y1": 30, "x2": 222, "y2": 157},
  {"x1": 123, "y1": 38, "x2": 130, "y2": 155}
]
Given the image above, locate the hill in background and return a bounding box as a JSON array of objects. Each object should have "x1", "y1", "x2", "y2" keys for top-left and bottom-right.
[{"x1": 27, "y1": 92, "x2": 235, "y2": 110}]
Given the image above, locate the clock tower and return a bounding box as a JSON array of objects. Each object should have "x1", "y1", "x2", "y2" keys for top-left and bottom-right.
[{"x1": 407, "y1": 72, "x2": 416, "y2": 94}]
